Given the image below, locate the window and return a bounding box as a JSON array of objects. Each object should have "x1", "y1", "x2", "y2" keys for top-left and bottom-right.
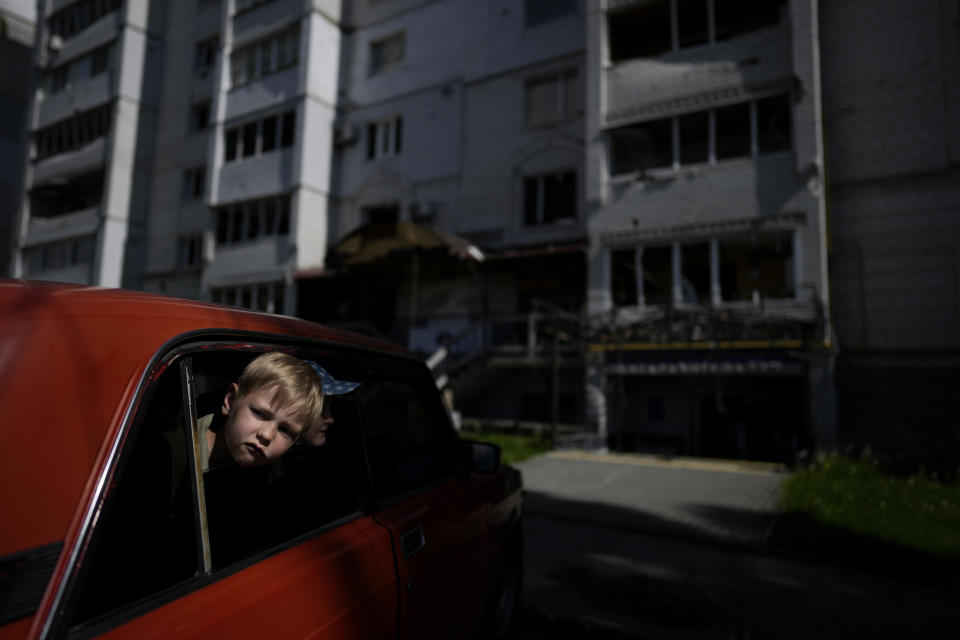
[
  {"x1": 48, "y1": 0, "x2": 122, "y2": 40},
  {"x1": 757, "y1": 94, "x2": 792, "y2": 154},
  {"x1": 181, "y1": 167, "x2": 206, "y2": 201},
  {"x1": 223, "y1": 109, "x2": 294, "y2": 163},
  {"x1": 224, "y1": 128, "x2": 238, "y2": 162},
  {"x1": 189, "y1": 101, "x2": 210, "y2": 132},
  {"x1": 525, "y1": 0, "x2": 575, "y2": 27},
  {"x1": 35, "y1": 104, "x2": 112, "y2": 161},
  {"x1": 369, "y1": 31, "x2": 405, "y2": 76},
  {"x1": 608, "y1": 0, "x2": 671, "y2": 61},
  {"x1": 234, "y1": 0, "x2": 276, "y2": 14},
  {"x1": 43, "y1": 43, "x2": 114, "y2": 95},
  {"x1": 526, "y1": 69, "x2": 581, "y2": 127},
  {"x1": 177, "y1": 234, "x2": 203, "y2": 268},
  {"x1": 719, "y1": 232, "x2": 794, "y2": 301},
  {"x1": 608, "y1": 94, "x2": 791, "y2": 175},
  {"x1": 261, "y1": 115, "x2": 277, "y2": 152},
  {"x1": 681, "y1": 242, "x2": 710, "y2": 304},
  {"x1": 242, "y1": 122, "x2": 257, "y2": 157},
  {"x1": 90, "y1": 44, "x2": 110, "y2": 75},
  {"x1": 69, "y1": 364, "x2": 198, "y2": 624},
  {"x1": 715, "y1": 102, "x2": 750, "y2": 160},
  {"x1": 610, "y1": 246, "x2": 671, "y2": 307},
  {"x1": 230, "y1": 22, "x2": 299, "y2": 88},
  {"x1": 209, "y1": 283, "x2": 287, "y2": 312},
  {"x1": 607, "y1": 0, "x2": 787, "y2": 62},
  {"x1": 22, "y1": 236, "x2": 95, "y2": 275},
  {"x1": 354, "y1": 354, "x2": 457, "y2": 502},
  {"x1": 610, "y1": 118, "x2": 673, "y2": 174},
  {"x1": 280, "y1": 110, "x2": 295, "y2": 148},
  {"x1": 523, "y1": 170, "x2": 576, "y2": 227},
  {"x1": 65, "y1": 346, "x2": 366, "y2": 626},
  {"x1": 365, "y1": 117, "x2": 402, "y2": 160},
  {"x1": 194, "y1": 36, "x2": 218, "y2": 73},
  {"x1": 214, "y1": 194, "x2": 291, "y2": 246}
]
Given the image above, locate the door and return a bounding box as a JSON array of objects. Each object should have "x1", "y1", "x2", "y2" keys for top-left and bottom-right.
[
  {"x1": 55, "y1": 345, "x2": 400, "y2": 639},
  {"x1": 353, "y1": 354, "x2": 491, "y2": 639}
]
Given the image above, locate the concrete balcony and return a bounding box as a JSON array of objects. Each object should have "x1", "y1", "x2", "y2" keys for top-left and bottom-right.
[
  {"x1": 223, "y1": 67, "x2": 299, "y2": 123},
  {"x1": 215, "y1": 149, "x2": 296, "y2": 204},
  {"x1": 204, "y1": 236, "x2": 292, "y2": 285},
  {"x1": 605, "y1": 22, "x2": 792, "y2": 125},
  {"x1": 22, "y1": 206, "x2": 101, "y2": 247},
  {"x1": 32, "y1": 138, "x2": 108, "y2": 187},
  {"x1": 37, "y1": 73, "x2": 113, "y2": 130}
]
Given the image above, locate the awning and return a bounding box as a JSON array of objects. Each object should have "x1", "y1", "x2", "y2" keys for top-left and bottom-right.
[{"x1": 326, "y1": 220, "x2": 484, "y2": 267}]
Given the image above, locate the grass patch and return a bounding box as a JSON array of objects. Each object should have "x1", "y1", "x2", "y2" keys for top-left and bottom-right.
[
  {"x1": 466, "y1": 431, "x2": 552, "y2": 465},
  {"x1": 771, "y1": 454, "x2": 960, "y2": 573}
]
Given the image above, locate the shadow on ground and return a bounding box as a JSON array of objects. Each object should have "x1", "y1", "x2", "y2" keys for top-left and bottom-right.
[{"x1": 517, "y1": 490, "x2": 960, "y2": 639}]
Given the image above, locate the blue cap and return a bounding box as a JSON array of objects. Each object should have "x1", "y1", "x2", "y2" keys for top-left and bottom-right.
[{"x1": 305, "y1": 360, "x2": 361, "y2": 396}]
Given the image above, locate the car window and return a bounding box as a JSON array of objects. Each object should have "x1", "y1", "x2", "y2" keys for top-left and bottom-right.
[
  {"x1": 190, "y1": 350, "x2": 365, "y2": 571},
  {"x1": 353, "y1": 354, "x2": 457, "y2": 502},
  {"x1": 63, "y1": 345, "x2": 368, "y2": 634},
  {"x1": 69, "y1": 361, "x2": 200, "y2": 628}
]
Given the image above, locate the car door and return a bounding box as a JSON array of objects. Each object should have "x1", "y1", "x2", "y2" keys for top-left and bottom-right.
[
  {"x1": 352, "y1": 353, "x2": 492, "y2": 640},
  {"x1": 50, "y1": 343, "x2": 400, "y2": 640}
]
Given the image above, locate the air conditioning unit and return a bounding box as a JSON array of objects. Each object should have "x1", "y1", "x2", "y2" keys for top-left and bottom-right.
[
  {"x1": 47, "y1": 35, "x2": 63, "y2": 54},
  {"x1": 333, "y1": 123, "x2": 359, "y2": 147}
]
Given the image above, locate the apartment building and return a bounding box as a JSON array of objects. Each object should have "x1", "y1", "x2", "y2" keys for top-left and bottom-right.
[
  {"x1": 583, "y1": 0, "x2": 833, "y2": 459},
  {"x1": 820, "y1": 0, "x2": 960, "y2": 460},
  {"x1": 296, "y1": 0, "x2": 588, "y2": 425},
  {"x1": 1, "y1": 0, "x2": 35, "y2": 276}
]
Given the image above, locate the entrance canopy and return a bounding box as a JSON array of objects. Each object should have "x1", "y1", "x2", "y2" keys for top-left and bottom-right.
[{"x1": 326, "y1": 220, "x2": 484, "y2": 267}]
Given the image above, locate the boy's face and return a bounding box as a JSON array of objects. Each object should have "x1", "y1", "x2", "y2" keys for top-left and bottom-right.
[{"x1": 221, "y1": 383, "x2": 306, "y2": 467}]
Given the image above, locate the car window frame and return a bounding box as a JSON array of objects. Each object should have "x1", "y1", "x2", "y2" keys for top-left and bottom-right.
[
  {"x1": 349, "y1": 351, "x2": 462, "y2": 510},
  {"x1": 51, "y1": 329, "x2": 400, "y2": 639}
]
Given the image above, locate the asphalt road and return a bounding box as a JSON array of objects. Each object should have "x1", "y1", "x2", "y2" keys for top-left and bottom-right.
[{"x1": 508, "y1": 452, "x2": 960, "y2": 639}]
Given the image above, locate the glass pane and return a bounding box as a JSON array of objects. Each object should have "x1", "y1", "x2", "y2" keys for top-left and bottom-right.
[
  {"x1": 242, "y1": 122, "x2": 257, "y2": 157},
  {"x1": 261, "y1": 116, "x2": 277, "y2": 152},
  {"x1": 679, "y1": 112, "x2": 709, "y2": 164},
  {"x1": 608, "y1": 1, "x2": 671, "y2": 62},
  {"x1": 757, "y1": 94, "x2": 792, "y2": 154},
  {"x1": 677, "y1": 0, "x2": 708, "y2": 48},
  {"x1": 715, "y1": 103, "x2": 751, "y2": 160},
  {"x1": 610, "y1": 118, "x2": 673, "y2": 174}
]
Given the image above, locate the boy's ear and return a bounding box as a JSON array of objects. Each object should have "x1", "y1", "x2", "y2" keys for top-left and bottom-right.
[{"x1": 222, "y1": 382, "x2": 240, "y2": 416}]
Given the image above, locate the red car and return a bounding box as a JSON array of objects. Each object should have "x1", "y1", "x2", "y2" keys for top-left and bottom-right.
[{"x1": 0, "y1": 280, "x2": 522, "y2": 640}]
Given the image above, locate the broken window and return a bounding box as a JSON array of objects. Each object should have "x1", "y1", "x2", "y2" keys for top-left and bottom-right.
[
  {"x1": 714, "y1": 102, "x2": 751, "y2": 160},
  {"x1": 678, "y1": 111, "x2": 709, "y2": 164},
  {"x1": 642, "y1": 246, "x2": 673, "y2": 306},
  {"x1": 610, "y1": 118, "x2": 673, "y2": 175},
  {"x1": 523, "y1": 170, "x2": 576, "y2": 226},
  {"x1": 719, "y1": 233, "x2": 794, "y2": 301},
  {"x1": 681, "y1": 242, "x2": 710, "y2": 305},
  {"x1": 363, "y1": 204, "x2": 400, "y2": 226},
  {"x1": 757, "y1": 94, "x2": 791, "y2": 154},
  {"x1": 714, "y1": 0, "x2": 786, "y2": 42},
  {"x1": 677, "y1": 0, "x2": 709, "y2": 48},
  {"x1": 608, "y1": 1, "x2": 671, "y2": 62},
  {"x1": 611, "y1": 249, "x2": 639, "y2": 307}
]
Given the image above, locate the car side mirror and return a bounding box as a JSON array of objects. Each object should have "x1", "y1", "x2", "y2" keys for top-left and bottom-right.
[{"x1": 460, "y1": 440, "x2": 500, "y2": 474}]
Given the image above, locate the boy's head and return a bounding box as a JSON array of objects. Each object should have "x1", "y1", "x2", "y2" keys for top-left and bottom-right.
[{"x1": 220, "y1": 352, "x2": 323, "y2": 467}]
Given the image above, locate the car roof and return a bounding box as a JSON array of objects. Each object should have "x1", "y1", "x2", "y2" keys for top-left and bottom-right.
[{"x1": 0, "y1": 280, "x2": 410, "y2": 556}]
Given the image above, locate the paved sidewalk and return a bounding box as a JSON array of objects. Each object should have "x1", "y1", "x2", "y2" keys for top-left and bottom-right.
[
  {"x1": 511, "y1": 451, "x2": 960, "y2": 639},
  {"x1": 518, "y1": 450, "x2": 784, "y2": 546}
]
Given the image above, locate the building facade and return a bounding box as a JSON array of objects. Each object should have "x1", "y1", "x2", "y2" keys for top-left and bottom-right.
[
  {"x1": 0, "y1": 0, "x2": 36, "y2": 275},
  {"x1": 584, "y1": 0, "x2": 833, "y2": 459}
]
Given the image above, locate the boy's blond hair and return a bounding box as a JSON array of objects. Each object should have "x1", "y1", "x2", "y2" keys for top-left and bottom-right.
[{"x1": 236, "y1": 352, "x2": 323, "y2": 434}]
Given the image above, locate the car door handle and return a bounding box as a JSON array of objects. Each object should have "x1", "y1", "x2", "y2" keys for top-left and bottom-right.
[{"x1": 400, "y1": 526, "x2": 426, "y2": 558}]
